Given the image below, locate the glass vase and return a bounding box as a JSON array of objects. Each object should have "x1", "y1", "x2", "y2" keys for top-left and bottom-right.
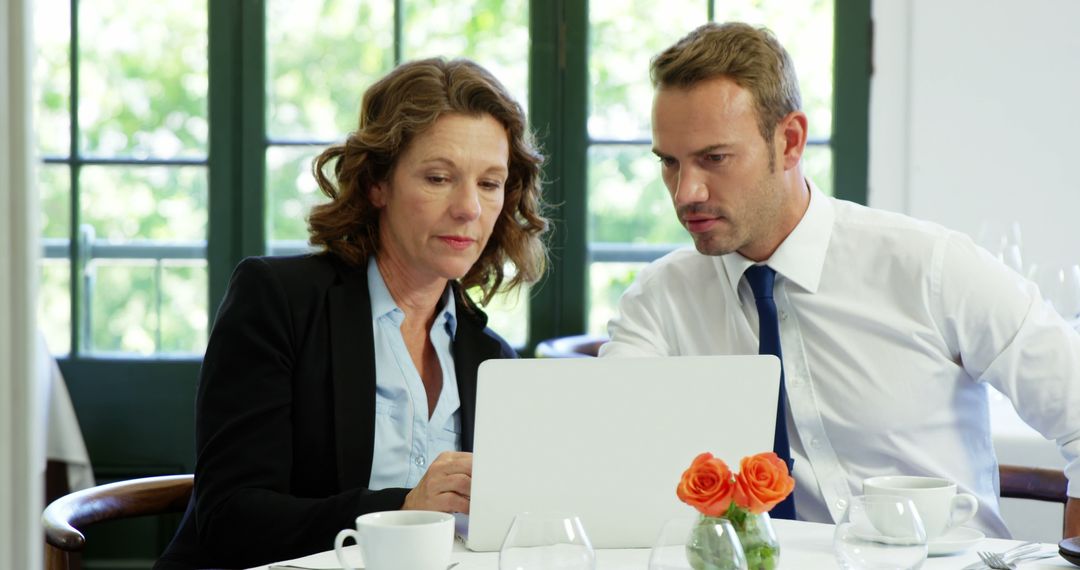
[
  {"x1": 725, "y1": 509, "x2": 780, "y2": 570},
  {"x1": 684, "y1": 516, "x2": 748, "y2": 570}
]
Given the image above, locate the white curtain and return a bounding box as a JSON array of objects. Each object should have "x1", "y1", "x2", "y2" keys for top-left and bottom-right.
[{"x1": 0, "y1": 0, "x2": 43, "y2": 567}]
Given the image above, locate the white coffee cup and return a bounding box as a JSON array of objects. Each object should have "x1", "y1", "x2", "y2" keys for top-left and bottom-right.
[
  {"x1": 863, "y1": 476, "x2": 978, "y2": 541},
  {"x1": 334, "y1": 510, "x2": 454, "y2": 570}
]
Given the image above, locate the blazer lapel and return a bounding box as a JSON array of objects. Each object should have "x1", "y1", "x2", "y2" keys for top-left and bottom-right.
[
  {"x1": 328, "y1": 262, "x2": 377, "y2": 491},
  {"x1": 451, "y1": 290, "x2": 503, "y2": 452}
]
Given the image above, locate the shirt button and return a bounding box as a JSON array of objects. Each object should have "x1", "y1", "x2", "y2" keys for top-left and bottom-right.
[
  {"x1": 415, "y1": 456, "x2": 426, "y2": 467},
  {"x1": 836, "y1": 499, "x2": 848, "y2": 512},
  {"x1": 810, "y1": 438, "x2": 822, "y2": 449},
  {"x1": 780, "y1": 311, "x2": 789, "y2": 321}
]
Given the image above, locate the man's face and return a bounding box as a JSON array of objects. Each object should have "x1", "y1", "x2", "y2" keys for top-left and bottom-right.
[{"x1": 651, "y1": 76, "x2": 791, "y2": 261}]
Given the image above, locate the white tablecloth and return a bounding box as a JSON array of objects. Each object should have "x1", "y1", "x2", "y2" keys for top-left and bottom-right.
[
  {"x1": 253, "y1": 519, "x2": 1074, "y2": 569},
  {"x1": 40, "y1": 333, "x2": 94, "y2": 492}
]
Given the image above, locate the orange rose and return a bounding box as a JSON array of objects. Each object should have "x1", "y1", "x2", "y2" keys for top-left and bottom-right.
[
  {"x1": 676, "y1": 452, "x2": 735, "y2": 517},
  {"x1": 733, "y1": 452, "x2": 795, "y2": 514}
]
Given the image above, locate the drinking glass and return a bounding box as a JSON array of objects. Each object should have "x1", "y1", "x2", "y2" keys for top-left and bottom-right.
[
  {"x1": 1057, "y1": 264, "x2": 1080, "y2": 322},
  {"x1": 498, "y1": 512, "x2": 596, "y2": 570},
  {"x1": 1036, "y1": 264, "x2": 1080, "y2": 323},
  {"x1": 649, "y1": 517, "x2": 747, "y2": 570},
  {"x1": 833, "y1": 495, "x2": 928, "y2": 570},
  {"x1": 977, "y1": 220, "x2": 1024, "y2": 273}
]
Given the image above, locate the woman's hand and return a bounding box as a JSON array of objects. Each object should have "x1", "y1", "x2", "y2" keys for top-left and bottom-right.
[{"x1": 402, "y1": 451, "x2": 473, "y2": 514}]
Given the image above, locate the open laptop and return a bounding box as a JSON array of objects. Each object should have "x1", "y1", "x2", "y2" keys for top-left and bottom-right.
[{"x1": 464, "y1": 354, "x2": 781, "y2": 551}]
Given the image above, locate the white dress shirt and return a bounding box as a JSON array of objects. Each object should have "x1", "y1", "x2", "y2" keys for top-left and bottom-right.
[
  {"x1": 366, "y1": 258, "x2": 462, "y2": 490},
  {"x1": 601, "y1": 182, "x2": 1080, "y2": 538}
]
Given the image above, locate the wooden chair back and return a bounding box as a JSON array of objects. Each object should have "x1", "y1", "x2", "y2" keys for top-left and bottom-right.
[
  {"x1": 998, "y1": 463, "x2": 1068, "y2": 537},
  {"x1": 42, "y1": 474, "x2": 193, "y2": 570}
]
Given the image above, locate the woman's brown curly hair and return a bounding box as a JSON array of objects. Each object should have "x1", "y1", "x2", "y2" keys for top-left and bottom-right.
[{"x1": 308, "y1": 57, "x2": 548, "y2": 305}]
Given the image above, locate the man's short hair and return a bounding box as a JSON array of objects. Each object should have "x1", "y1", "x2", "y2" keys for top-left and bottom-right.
[{"x1": 650, "y1": 22, "x2": 802, "y2": 144}]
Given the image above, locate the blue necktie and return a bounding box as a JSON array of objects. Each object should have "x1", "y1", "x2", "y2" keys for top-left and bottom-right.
[{"x1": 744, "y1": 264, "x2": 797, "y2": 520}]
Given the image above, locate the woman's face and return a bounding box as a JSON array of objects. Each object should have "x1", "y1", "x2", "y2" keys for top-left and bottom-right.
[{"x1": 372, "y1": 112, "x2": 509, "y2": 287}]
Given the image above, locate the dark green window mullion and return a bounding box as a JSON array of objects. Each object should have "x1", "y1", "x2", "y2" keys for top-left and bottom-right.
[
  {"x1": 527, "y1": 0, "x2": 589, "y2": 353},
  {"x1": 394, "y1": 0, "x2": 404, "y2": 65},
  {"x1": 208, "y1": 0, "x2": 266, "y2": 314},
  {"x1": 831, "y1": 0, "x2": 871, "y2": 205},
  {"x1": 67, "y1": 0, "x2": 82, "y2": 357}
]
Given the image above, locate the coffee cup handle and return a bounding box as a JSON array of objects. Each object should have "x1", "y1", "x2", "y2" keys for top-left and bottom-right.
[
  {"x1": 334, "y1": 528, "x2": 363, "y2": 570},
  {"x1": 947, "y1": 493, "x2": 979, "y2": 529}
]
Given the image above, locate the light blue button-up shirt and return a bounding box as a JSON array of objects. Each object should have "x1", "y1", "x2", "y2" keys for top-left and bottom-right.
[{"x1": 366, "y1": 258, "x2": 462, "y2": 490}]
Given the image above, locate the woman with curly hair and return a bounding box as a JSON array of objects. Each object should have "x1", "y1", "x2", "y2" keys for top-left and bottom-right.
[{"x1": 157, "y1": 57, "x2": 548, "y2": 570}]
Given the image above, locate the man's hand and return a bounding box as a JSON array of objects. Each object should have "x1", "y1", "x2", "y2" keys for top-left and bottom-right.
[
  {"x1": 1066, "y1": 497, "x2": 1080, "y2": 538},
  {"x1": 402, "y1": 451, "x2": 472, "y2": 514}
]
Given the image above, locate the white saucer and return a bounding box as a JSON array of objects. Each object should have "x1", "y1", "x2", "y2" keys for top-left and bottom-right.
[{"x1": 927, "y1": 527, "x2": 985, "y2": 556}]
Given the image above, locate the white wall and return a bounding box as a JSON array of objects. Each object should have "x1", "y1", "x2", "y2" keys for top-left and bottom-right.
[
  {"x1": 869, "y1": 0, "x2": 1080, "y2": 272},
  {"x1": 0, "y1": 0, "x2": 43, "y2": 567},
  {"x1": 869, "y1": 0, "x2": 1080, "y2": 543}
]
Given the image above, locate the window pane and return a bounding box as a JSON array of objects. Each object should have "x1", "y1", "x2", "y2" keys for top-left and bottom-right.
[
  {"x1": 711, "y1": 1, "x2": 835, "y2": 141},
  {"x1": 803, "y1": 145, "x2": 833, "y2": 196},
  {"x1": 266, "y1": 146, "x2": 329, "y2": 244},
  {"x1": 79, "y1": 0, "x2": 208, "y2": 158},
  {"x1": 39, "y1": 260, "x2": 71, "y2": 356},
  {"x1": 87, "y1": 259, "x2": 208, "y2": 356},
  {"x1": 588, "y1": 0, "x2": 706, "y2": 141},
  {"x1": 33, "y1": 0, "x2": 71, "y2": 156},
  {"x1": 40, "y1": 164, "x2": 71, "y2": 239},
  {"x1": 588, "y1": 144, "x2": 689, "y2": 245},
  {"x1": 87, "y1": 260, "x2": 158, "y2": 354},
  {"x1": 267, "y1": 0, "x2": 394, "y2": 139},
  {"x1": 81, "y1": 165, "x2": 207, "y2": 242},
  {"x1": 472, "y1": 278, "x2": 528, "y2": 349},
  {"x1": 404, "y1": 0, "x2": 529, "y2": 106},
  {"x1": 589, "y1": 262, "x2": 647, "y2": 336},
  {"x1": 159, "y1": 260, "x2": 208, "y2": 353}
]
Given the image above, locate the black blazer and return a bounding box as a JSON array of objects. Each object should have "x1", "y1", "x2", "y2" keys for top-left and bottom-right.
[{"x1": 156, "y1": 254, "x2": 515, "y2": 569}]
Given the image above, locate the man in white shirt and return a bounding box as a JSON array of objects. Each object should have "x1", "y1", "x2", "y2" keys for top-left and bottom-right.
[{"x1": 600, "y1": 21, "x2": 1080, "y2": 538}]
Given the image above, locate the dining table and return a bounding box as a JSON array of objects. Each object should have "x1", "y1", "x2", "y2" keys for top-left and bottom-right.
[{"x1": 251, "y1": 519, "x2": 1076, "y2": 569}]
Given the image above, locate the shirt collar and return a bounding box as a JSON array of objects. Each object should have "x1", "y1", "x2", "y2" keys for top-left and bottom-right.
[
  {"x1": 366, "y1": 258, "x2": 458, "y2": 338},
  {"x1": 718, "y1": 179, "x2": 835, "y2": 295}
]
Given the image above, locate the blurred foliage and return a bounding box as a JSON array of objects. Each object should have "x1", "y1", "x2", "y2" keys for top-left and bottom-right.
[
  {"x1": 38, "y1": 165, "x2": 70, "y2": 239},
  {"x1": 589, "y1": 0, "x2": 707, "y2": 140},
  {"x1": 266, "y1": 146, "x2": 326, "y2": 243},
  {"x1": 89, "y1": 261, "x2": 159, "y2": 354},
  {"x1": 587, "y1": 145, "x2": 690, "y2": 244},
  {"x1": 404, "y1": 0, "x2": 529, "y2": 105},
  {"x1": 81, "y1": 166, "x2": 207, "y2": 241},
  {"x1": 32, "y1": 0, "x2": 70, "y2": 156},
  {"x1": 267, "y1": 0, "x2": 394, "y2": 139},
  {"x1": 589, "y1": 262, "x2": 647, "y2": 336},
  {"x1": 79, "y1": 0, "x2": 208, "y2": 157}
]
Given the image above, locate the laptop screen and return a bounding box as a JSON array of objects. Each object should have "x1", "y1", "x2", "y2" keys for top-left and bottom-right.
[{"x1": 465, "y1": 355, "x2": 780, "y2": 551}]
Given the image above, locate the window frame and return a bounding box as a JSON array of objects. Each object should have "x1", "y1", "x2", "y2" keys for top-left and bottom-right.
[
  {"x1": 45, "y1": 0, "x2": 869, "y2": 362},
  {"x1": 42, "y1": 0, "x2": 869, "y2": 446}
]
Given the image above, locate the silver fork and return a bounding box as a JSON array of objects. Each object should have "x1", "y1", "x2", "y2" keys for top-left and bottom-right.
[
  {"x1": 975, "y1": 547, "x2": 1059, "y2": 569},
  {"x1": 961, "y1": 542, "x2": 1040, "y2": 570},
  {"x1": 978, "y1": 550, "x2": 1015, "y2": 569}
]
